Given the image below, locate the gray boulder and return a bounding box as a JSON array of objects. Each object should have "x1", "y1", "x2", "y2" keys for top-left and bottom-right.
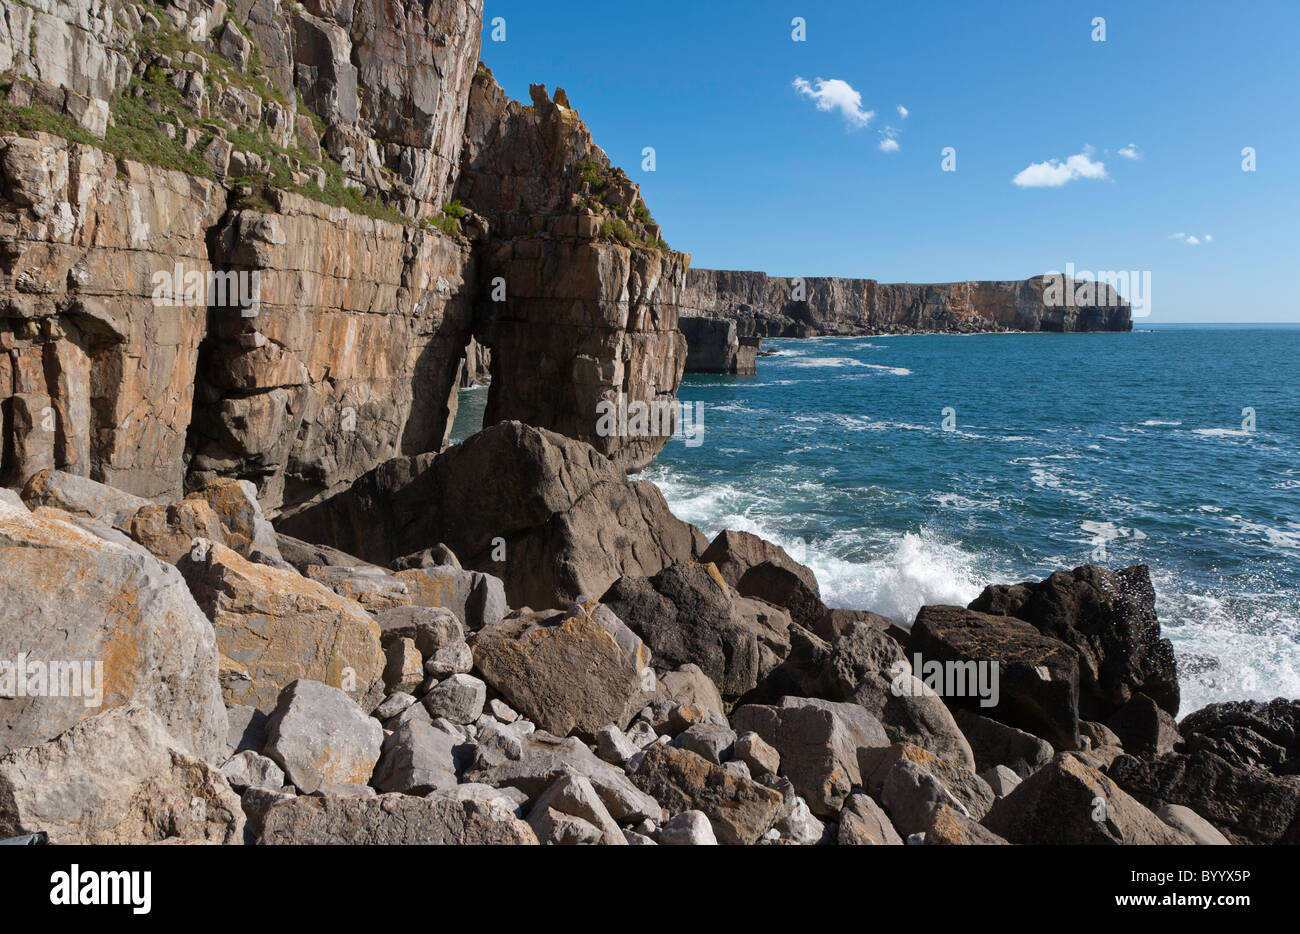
[
  {"x1": 264, "y1": 680, "x2": 383, "y2": 794},
  {"x1": 371, "y1": 720, "x2": 460, "y2": 795}
]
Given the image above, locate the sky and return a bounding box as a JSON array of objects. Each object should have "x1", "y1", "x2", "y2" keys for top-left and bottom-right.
[{"x1": 479, "y1": 0, "x2": 1300, "y2": 323}]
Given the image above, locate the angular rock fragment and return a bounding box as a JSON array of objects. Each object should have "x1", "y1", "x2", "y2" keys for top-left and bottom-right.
[
  {"x1": 473, "y1": 601, "x2": 653, "y2": 737},
  {"x1": 630, "y1": 743, "x2": 783, "y2": 845},
  {"x1": 264, "y1": 680, "x2": 382, "y2": 794},
  {"x1": 0, "y1": 705, "x2": 242, "y2": 844}
]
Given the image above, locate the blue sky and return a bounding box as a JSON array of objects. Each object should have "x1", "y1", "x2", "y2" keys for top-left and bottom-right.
[{"x1": 480, "y1": 0, "x2": 1299, "y2": 322}]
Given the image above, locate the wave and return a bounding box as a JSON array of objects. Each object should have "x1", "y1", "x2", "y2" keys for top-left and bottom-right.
[{"x1": 782, "y1": 356, "x2": 911, "y2": 375}]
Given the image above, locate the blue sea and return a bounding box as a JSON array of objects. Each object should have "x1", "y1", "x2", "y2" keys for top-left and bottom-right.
[{"x1": 456, "y1": 325, "x2": 1300, "y2": 717}]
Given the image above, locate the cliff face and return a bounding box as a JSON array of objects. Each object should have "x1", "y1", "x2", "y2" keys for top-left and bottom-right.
[
  {"x1": 0, "y1": 0, "x2": 688, "y2": 513},
  {"x1": 683, "y1": 268, "x2": 1132, "y2": 337}
]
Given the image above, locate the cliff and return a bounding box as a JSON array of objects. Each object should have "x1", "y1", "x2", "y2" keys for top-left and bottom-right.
[
  {"x1": 0, "y1": 0, "x2": 686, "y2": 513},
  {"x1": 683, "y1": 268, "x2": 1132, "y2": 337}
]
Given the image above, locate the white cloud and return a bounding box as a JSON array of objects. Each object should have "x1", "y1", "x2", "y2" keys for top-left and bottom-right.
[
  {"x1": 1170, "y1": 232, "x2": 1211, "y2": 245},
  {"x1": 1185, "y1": 236, "x2": 1200, "y2": 245},
  {"x1": 792, "y1": 76, "x2": 874, "y2": 128},
  {"x1": 879, "y1": 137, "x2": 900, "y2": 152},
  {"x1": 1117, "y1": 143, "x2": 1140, "y2": 160},
  {"x1": 1204, "y1": 234, "x2": 1213, "y2": 242},
  {"x1": 897, "y1": 105, "x2": 909, "y2": 118},
  {"x1": 1012, "y1": 149, "x2": 1109, "y2": 187}
]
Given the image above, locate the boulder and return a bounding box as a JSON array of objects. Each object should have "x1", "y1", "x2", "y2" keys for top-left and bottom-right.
[
  {"x1": 910, "y1": 605, "x2": 1081, "y2": 750},
  {"x1": 699, "y1": 530, "x2": 818, "y2": 594},
  {"x1": 473, "y1": 600, "x2": 654, "y2": 738},
  {"x1": 630, "y1": 743, "x2": 783, "y2": 845},
  {"x1": 837, "y1": 792, "x2": 903, "y2": 845},
  {"x1": 374, "y1": 605, "x2": 464, "y2": 656},
  {"x1": 178, "y1": 540, "x2": 385, "y2": 710},
  {"x1": 982, "y1": 753, "x2": 1193, "y2": 844},
  {"x1": 736, "y1": 560, "x2": 828, "y2": 631},
  {"x1": 857, "y1": 743, "x2": 995, "y2": 833},
  {"x1": 19, "y1": 469, "x2": 148, "y2": 523},
  {"x1": 969, "y1": 564, "x2": 1178, "y2": 719},
  {"x1": 1106, "y1": 693, "x2": 1180, "y2": 759},
  {"x1": 421, "y1": 674, "x2": 487, "y2": 725},
  {"x1": 259, "y1": 790, "x2": 538, "y2": 844},
  {"x1": 221, "y1": 750, "x2": 286, "y2": 791},
  {"x1": 1108, "y1": 749, "x2": 1300, "y2": 845},
  {"x1": 382, "y1": 638, "x2": 424, "y2": 695},
  {"x1": 657, "y1": 809, "x2": 718, "y2": 845},
  {"x1": 0, "y1": 500, "x2": 227, "y2": 761},
  {"x1": 731, "y1": 698, "x2": 888, "y2": 815},
  {"x1": 527, "y1": 773, "x2": 625, "y2": 846},
  {"x1": 371, "y1": 720, "x2": 460, "y2": 795},
  {"x1": 276, "y1": 534, "x2": 380, "y2": 575},
  {"x1": 921, "y1": 804, "x2": 1010, "y2": 845},
  {"x1": 1156, "y1": 804, "x2": 1231, "y2": 845},
  {"x1": 183, "y1": 478, "x2": 286, "y2": 566},
  {"x1": 602, "y1": 563, "x2": 791, "y2": 701},
  {"x1": 1177, "y1": 698, "x2": 1300, "y2": 773},
  {"x1": 774, "y1": 623, "x2": 976, "y2": 770},
  {"x1": 732, "y1": 731, "x2": 780, "y2": 778},
  {"x1": 0, "y1": 705, "x2": 243, "y2": 844},
  {"x1": 393, "y1": 565, "x2": 506, "y2": 630},
  {"x1": 264, "y1": 680, "x2": 383, "y2": 794},
  {"x1": 462, "y1": 729, "x2": 662, "y2": 823},
  {"x1": 305, "y1": 565, "x2": 412, "y2": 612},
  {"x1": 654, "y1": 663, "x2": 725, "y2": 718},
  {"x1": 226, "y1": 704, "x2": 269, "y2": 755},
  {"x1": 277, "y1": 421, "x2": 703, "y2": 609},
  {"x1": 675, "y1": 723, "x2": 736, "y2": 765},
  {"x1": 952, "y1": 709, "x2": 1054, "y2": 779}
]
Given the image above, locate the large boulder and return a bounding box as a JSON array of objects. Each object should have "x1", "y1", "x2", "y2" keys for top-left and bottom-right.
[
  {"x1": 19, "y1": 469, "x2": 148, "y2": 523},
  {"x1": 0, "y1": 705, "x2": 243, "y2": 844},
  {"x1": 630, "y1": 742, "x2": 784, "y2": 845},
  {"x1": 462, "y1": 727, "x2": 662, "y2": 823},
  {"x1": 263, "y1": 680, "x2": 383, "y2": 794},
  {"x1": 982, "y1": 753, "x2": 1193, "y2": 845},
  {"x1": 910, "y1": 605, "x2": 1081, "y2": 750},
  {"x1": 856, "y1": 742, "x2": 995, "y2": 834},
  {"x1": 952, "y1": 709, "x2": 1054, "y2": 779},
  {"x1": 770, "y1": 623, "x2": 975, "y2": 770},
  {"x1": 602, "y1": 563, "x2": 792, "y2": 701},
  {"x1": 0, "y1": 500, "x2": 227, "y2": 761},
  {"x1": 393, "y1": 565, "x2": 507, "y2": 630},
  {"x1": 371, "y1": 720, "x2": 460, "y2": 795},
  {"x1": 1108, "y1": 749, "x2": 1300, "y2": 844},
  {"x1": 178, "y1": 540, "x2": 385, "y2": 710},
  {"x1": 277, "y1": 421, "x2": 704, "y2": 609},
  {"x1": 969, "y1": 564, "x2": 1178, "y2": 719},
  {"x1": 472, "y1": 600, "x2": 654, "y2": 738},
  {"x1": 731, "y1": 697, "x2": 888, "y2": 816},
  {"x1": 258, "y1": 789, "x2": 538, "y2": 844},
  {"x1": 1177, "y1": 698, "x2": 1300, "y2": 774}
]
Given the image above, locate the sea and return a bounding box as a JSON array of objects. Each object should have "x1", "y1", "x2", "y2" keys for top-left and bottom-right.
[{"x1": 453, "y1": 324, "x2": 1300, "y2": 717}]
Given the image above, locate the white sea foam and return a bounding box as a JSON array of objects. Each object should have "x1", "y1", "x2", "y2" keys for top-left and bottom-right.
[
  {"x1": 1193, "y1": 427, "x2": 1252, "y2": 438},
  {"x1": 783, "y1": 356, "x2": 911, "y2": 375},
  {"x1": 1140, "y1": 419, "x2": 1182, "y2": 426}
]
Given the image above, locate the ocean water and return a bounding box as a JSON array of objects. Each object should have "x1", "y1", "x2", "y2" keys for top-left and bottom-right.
[{"x1": 455, "y1": 326, "x2": 1300, "y2": 717}]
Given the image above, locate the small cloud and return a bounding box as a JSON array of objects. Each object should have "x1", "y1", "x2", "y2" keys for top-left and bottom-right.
[
  {"x1": 1012, "y1": 149, "x2": 1108, "y2": 187},
  {"x1": 1185, "y1": 236, "x2": 1200, "y2": 245},
  {"x1": 1204, "y1": 234, "x2": 1213, "y2": 242},
  {"x1": 879, "y1": 137, "x2": 900, "y2": 152},
  {"x1": 1117, "y1": 144, "x2": 1140, "y2": 160},
  {"x1": 793, "y1": 76, "x2": 874, "y2": 128},
  {"x1": 897, "y1": 105, "x2": 909, "y2": 118},
  {"x1": 1169, "y1": 232, "x2": 1186, "y2": 239},
  {"x1": 1170, "y1": 232, "x2": 1211, "y2": 245}
]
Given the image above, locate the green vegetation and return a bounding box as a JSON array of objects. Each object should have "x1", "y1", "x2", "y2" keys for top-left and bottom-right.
[{"x1": 578, "y1": 158, "x2": 605, "y2": 191}]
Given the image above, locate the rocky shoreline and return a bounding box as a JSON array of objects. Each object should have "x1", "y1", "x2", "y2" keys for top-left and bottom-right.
[{"x1": 0, "y1": 0, "x2": 1295, "y2": 847}]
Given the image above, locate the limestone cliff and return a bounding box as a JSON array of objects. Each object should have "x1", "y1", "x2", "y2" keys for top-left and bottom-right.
[
  {"x1": 683, "y1": 268, "x2": 1132, "y2": 337},
  {"x1": 0, "y1": 0, "x2": 688, "y2": 514}
]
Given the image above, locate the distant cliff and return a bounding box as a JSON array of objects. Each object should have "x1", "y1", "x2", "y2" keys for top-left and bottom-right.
[{"x1": 682, "y1": 269, "x2": 1132, "y2": 337}]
